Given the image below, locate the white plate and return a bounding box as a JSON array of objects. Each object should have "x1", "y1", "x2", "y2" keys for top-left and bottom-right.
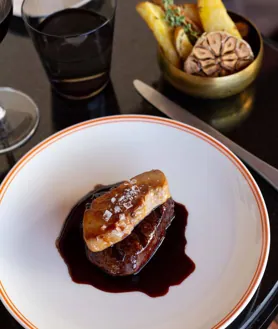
[
  {"x1": 14, "y1": 0, "x2": 91, "y2": 17},
  {"x1": 0, "y1": 115, "x2": 270, "y2": 329}
]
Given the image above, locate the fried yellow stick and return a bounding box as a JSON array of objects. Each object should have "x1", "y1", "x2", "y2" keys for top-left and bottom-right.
[
  {"x1": 197, "y1": 0, "x2": 241, "y2": 38},
  {"x1": 136, "y1": 2, "x2": 180, "y2": 67}
]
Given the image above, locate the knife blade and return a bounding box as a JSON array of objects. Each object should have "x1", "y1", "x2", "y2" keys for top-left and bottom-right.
[{"x1": 134, "y1": 79, "x2": 278, "y2": 192}]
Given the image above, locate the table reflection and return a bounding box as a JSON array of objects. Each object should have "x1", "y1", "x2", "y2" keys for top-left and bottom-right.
[{"x1": 51, "y1": 82, "x2": 121, "y2": 131}]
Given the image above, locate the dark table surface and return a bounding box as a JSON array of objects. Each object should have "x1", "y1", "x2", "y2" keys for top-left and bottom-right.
[{"x1": 1, "y1": 0, "x2": 278, "y2": 328}]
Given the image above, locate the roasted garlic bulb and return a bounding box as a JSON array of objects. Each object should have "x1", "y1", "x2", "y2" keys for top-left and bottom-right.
[{"x1": 184, "y1": 31, "x2": 254, "y2": 77}]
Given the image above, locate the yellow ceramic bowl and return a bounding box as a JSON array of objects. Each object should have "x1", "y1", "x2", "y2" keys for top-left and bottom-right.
[{"x1": 158, "y1": 12, "x2": 263, "y2": 99}]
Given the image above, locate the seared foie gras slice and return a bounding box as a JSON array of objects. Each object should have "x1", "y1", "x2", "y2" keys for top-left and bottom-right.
[{"x1": 83, "y1": 170, "x2": 171, "y2": 252}]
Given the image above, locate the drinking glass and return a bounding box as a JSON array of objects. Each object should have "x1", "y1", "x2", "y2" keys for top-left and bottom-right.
[
  {"x1": 22, "y1": 0, "x2": 117, "y2": 100},
  {"x1": 0, "y1": 0, "x2": 39, "y2": 154}
]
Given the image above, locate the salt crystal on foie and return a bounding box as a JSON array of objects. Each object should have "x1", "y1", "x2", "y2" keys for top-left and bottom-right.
[
  {"x1": 103, "y1": 210, "x2": 112, "y2": 221},
  {"x1": 131, "y1": 185, "x2": 139, "y2": 192},
  {"x1": 114, "y1": 206, "x2": 121, "y2": 213},
  {"x1": 123, "y1": 201, "x2": 132, "y2": 210}
]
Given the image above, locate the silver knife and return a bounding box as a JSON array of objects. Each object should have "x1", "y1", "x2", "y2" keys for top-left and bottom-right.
[{"x1": 134, "y1": 79, "x2": 278, "y2": 192}]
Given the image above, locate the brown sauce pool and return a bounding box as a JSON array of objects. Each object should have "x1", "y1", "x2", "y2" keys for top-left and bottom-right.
[{"x1": 56, "y1": 186, "x2": 195, "y2": 298}]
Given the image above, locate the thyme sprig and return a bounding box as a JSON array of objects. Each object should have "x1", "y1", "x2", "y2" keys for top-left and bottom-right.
[
  {"x1": 162, "y1": 0, "x2": 200, "y2": 43},
  {"x1": 163, "y1": 0, "x2": 174, "y2": 10},
  {"x1": 184, "y1": 23, "x2": 200, "y2": 41}
]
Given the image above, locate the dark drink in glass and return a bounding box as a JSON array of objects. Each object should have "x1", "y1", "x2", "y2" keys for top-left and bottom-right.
[{"x1": 22, "y1": 0, "x2": 117, "y2": 100}]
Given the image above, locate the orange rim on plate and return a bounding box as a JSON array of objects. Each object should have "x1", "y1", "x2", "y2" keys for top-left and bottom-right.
[{"x1": 0, "y1": 115, "x2": 270, "y2": 329}]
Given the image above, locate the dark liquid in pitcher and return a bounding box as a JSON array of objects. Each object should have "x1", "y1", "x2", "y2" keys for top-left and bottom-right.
[{"x1": 37, "y1": 9, "x2": 114, "y2": 99}]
